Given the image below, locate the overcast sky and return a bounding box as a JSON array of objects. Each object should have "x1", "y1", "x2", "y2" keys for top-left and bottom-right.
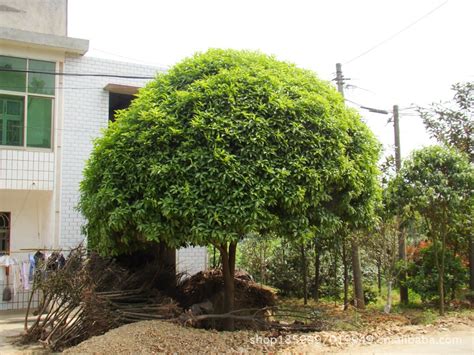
[{"x1": 68, "y1": 0, "x2": 473, "y2": 160}]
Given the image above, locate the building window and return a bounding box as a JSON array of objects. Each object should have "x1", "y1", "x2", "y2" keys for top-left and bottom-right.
[
  {"x1": 0, "y1": 55, "x2": 55, "y2": 149},
  {"x1": 108, "y1": 92, "x2": 134, "y2": 122},
  {"x1": 0, "y1": 213, "x2": 10, "y2": 255}
]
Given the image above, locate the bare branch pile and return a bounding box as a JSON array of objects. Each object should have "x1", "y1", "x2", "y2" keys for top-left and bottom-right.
[
  {"x1": 20, "y1": 246, "x2": 181, "y2": 351},
  {"x1": 19, "y1": 249, "x2": 323, "y2": 351}
]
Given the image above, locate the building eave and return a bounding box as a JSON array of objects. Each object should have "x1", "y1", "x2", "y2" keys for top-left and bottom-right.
[
  {"x1": 104, "y1": 83, "x2": 140, "y2": 95},
  {"x1": 0, "y1": 26, "x2": 89, "y2": 55}
]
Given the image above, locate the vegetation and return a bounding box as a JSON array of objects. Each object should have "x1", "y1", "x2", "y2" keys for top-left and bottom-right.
[
  {"x1": 417, "y1": 82, "x2": 474, "y2": 291},
  {"x1": 77, "y1": 46, "x2": 473, "y2": 331},
  {"x1": 417, "y1": 81, "x2": 473, "y2": 162},
  {"x1": 78, "y1": 49, "x2": 380, "y2": 330},
  {"x1": 407, "y1": 243, "x2": 468, "y2": 303},
  {"x1": 386, "y1": 146, "x2": 473, "y2": 314}
]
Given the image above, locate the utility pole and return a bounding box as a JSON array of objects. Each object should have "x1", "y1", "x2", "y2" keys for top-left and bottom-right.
[
  {"x1": 393, "y1": 105, "x2": 401, "y2": 171},
  {"x1": 337, "y1": 70, "x2": 408, "y2": 305},
  {"x1": 393, "y1": 104, "x2": 409, "y2": 305},
  {"x1": 336, "y1": 63, "x2": 345, "y2": 97},
  {"x1": 335, "y1": 63, "x2": 365, "y2": 310}
]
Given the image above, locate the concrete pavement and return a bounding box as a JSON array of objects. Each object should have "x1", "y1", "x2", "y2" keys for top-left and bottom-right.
[{"x1": 0, "y1": 311, "x2": 46, "y2": 354}]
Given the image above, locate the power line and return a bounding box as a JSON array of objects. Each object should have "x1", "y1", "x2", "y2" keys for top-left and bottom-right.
[
  {"x1": 345, "y1": 98, "x2": 390, "y2": 115},
  {"x1": 1, "y1": 86, "x2": 115, "y2": 91},
  {"x1": 399, "y1": 105, "x2": 418, "y2": 111},
  {"x1": 0, "y1": 68, "x2": 156, "y2": 80},
  {"x1": 344, "y1": 0, "x2": 449, "y2": 65},
  {"x1": 345, "y1": 84, "x2": 375, "y2": 94},
  {"x1": 90, "y1": 48, "x2": 171, "y2": 69},
  {"x1": 344, "y1": 98, "x2": 364, "y2": 107}
]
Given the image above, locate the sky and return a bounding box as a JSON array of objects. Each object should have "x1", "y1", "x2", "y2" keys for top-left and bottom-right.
[{"x1": 68, "y1": 0, "x2": 473, "y2": 160}]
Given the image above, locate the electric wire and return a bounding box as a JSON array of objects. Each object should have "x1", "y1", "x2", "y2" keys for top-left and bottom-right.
[
  {"x1": 344, "y1": 0, "x2": 449, "y2": 65},
  {"x1": 90, "y1": 48, "x2": 171, "y2": 69},
  {"x1": 0, "y1": 68, "x2": 156, "y2": 79}
]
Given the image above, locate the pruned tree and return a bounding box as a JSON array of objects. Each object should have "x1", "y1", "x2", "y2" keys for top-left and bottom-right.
[
  {"x1": 79, "y1": 49, "x2": 380, "y2": 330},
  {"x1": 388, "y1": 146, "x2": 474, "y2": 315}
]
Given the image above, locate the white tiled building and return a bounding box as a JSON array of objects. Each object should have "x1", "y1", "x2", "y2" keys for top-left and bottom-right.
[
  {"x1": 0, "y1": 0, "x2": 207, "y2": 303},
  {"x1": 60, "y1": 56, "x2": 160, "y2": 248}
]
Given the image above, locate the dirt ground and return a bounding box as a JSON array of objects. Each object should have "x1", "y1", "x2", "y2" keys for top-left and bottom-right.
[
  {"x1": 64, "y1": 316, "x2": 473, "y2": 354},
  {"x1": 2, "y1": 308, "x2": 473, "y2": 354},
  {"x1": 293, "y1": 325, "x2": 473, "y2": 354}
]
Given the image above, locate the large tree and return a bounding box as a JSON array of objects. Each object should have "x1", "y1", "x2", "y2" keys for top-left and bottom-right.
[
  {"x1": 418, "y1": 82, "x2": 474, "y2": 290},
  {"x1": 388, "y1": 146, "x2": 474, "y2": 314},
  {"x1": 78, "y1": 49, "x2": 380, "y2": 329}
]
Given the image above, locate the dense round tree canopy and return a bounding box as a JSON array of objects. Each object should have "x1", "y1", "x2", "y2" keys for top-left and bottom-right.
[
  {"x1": 79, "y1": 49, "x2": 380, "y2": 255},
  {"x1": 387, "y1": 145, "x2": 473, "y2": 221}
]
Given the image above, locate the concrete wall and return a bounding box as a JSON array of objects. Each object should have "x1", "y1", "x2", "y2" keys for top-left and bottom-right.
[
  {"x1": 0, "y1": 39, "x2": 64, "y2": 255},
  {"x1": 61, "y1": 55, "x2": 207, "y2": 275},
  {"x1": 0, "y1": 150, "x2": 55, "y2": 190},
  {"x1": 61, "y1": 55, "x2": 159, "y2": 248},
  {"x1": 0, "y1": 190, "x2": 48, "y2": 311},
  {"x1": 0, "y1": 189, "x2": 55, "y2": 255},
  {"x1": 176, "y1": 247, "x2": 208, "y2": 276},
  {"x1": 0, "y1": 0, "x2": 67, "y2": 36}
]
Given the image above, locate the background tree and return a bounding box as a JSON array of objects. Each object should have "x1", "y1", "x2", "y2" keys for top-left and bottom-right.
[
  {"x1": 417, "y1": 81, "x2": 474, "y2": 290},
  {"x1": 388, "y1": 146, "x2": 474, "y2": 314},
  {"x1": 79, "y1": 49, "x2": 380, "y2": 329},
  {"x1": 235, "y1": 232, "x2": 275, "y2": 284},
  {"x1": 418, "y1": 81, "x2": 473, "y2": 162},
  {"x1": 366, "y1": 215, "x2": 400, "y2": 313},
  {"x1": 407, "y1": 243, "x2": 468, "y2": 303}
]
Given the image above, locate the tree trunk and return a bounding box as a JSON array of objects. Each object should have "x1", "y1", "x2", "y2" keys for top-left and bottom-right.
[
  {"x1": 470, "y1": 235, "x2": 474, "y2": 291},
  {"x1": 301, "y1": 243, "x2": 308, "y2": 305},
  {"x1": 376, "y1": 258, "x2": 382, "y2": 295},
  {"x1": 432, "y1": 210, "x2": 448, "y2": 316},
  {"x1": 219, "y1": 242, "x2": 237, "y2": 330},
  {"x1": 439, "y1": 220, "x2": 447, "y2": 316},
  {"x1": 314, "y1": 242, "x2": 320, "y2": 301},
  {"x1": 398, "y1": 227, "x2": 409, "y2": 304},
  {"x1": 351, "y1": 240, "x2": 365, "y2": 309},
  {"x1": 342, "y1": 242, "x2": 349, "y2": 310},
  {"x1": 212, "y1": 246, "x2": 216, "y2": 268},
  {"x1": 384, "y1": 280, "x2": 392, "y2": 314},
  {"x1": 332, "y1": 243, "x2": 338, "y2": 305},
  {"x1": 451, "y1": 240, "x2": 459, "y2": 301},
  {"x1": 439, "y1": 272, "x2": 445, "y2": 315},
  {"x1": 432, "y1": 236, "x2": 444, "y2": 316},
  {"x1": 158, "y1": 242, "x2": 176, "y2": 289}
]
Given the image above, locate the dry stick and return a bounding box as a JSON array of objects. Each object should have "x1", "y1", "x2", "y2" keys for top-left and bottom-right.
[
  {"x1": 26, "y1": 293, "x2": 54, "y2": 335},
  {"x1": 44, "y1": 304, "x2": 82, "y2": 344},
  {"x1": 38, "y1": 297, "x2": 68, "y2": 332},
  {"x1": 120, "y1": 312, "x2": 169, "y2": 320},
  {"x1": 49, "y1": 319, "x2": 86, "y2": 349},
  {"x1": 32, "y1": 275, "x2": 84, "y2": 342},
  {"x1": 24, "y1": 284, "x2": 38, "y2": 331},
  {"x1": 96, "y1": 289, "x2": 142, "y2": 296},
  {"x1": 184, "y1": 306, "x2": 273, "y2": 322},
  {"x1": 47, "y1": 309, "x2": 85, "y2": 348},
  {"x1": 51, "y1": 308, "x2": 85, "y2": 346}
]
